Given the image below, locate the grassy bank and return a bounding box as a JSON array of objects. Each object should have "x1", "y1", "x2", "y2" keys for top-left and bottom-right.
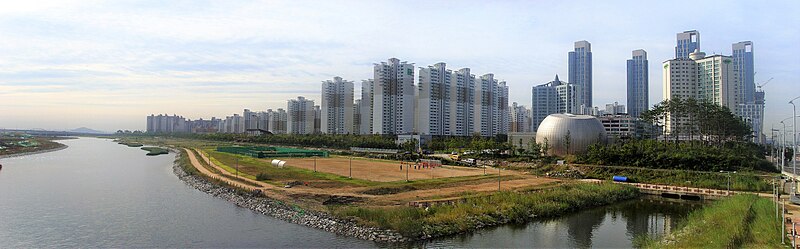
[
  {"x1": 574, "y1": 165, "x2": 775, "y2": 192},
  {"x1": 645, "y1": 194, "x2": 782, "y2": 248},
  {"x1": 329, "y1": 183, "x2": 639, "y2": 239},
  {"x1": 141, "y1": 147, "x2": 169, "y2": 156}
]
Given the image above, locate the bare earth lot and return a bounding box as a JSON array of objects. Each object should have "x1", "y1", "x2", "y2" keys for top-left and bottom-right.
[{"x1": 280, "y1": 157, "x2": 485, "y2": 182}]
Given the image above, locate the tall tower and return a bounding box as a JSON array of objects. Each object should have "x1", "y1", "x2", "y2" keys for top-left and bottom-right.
[
  {"x1": 373, "y1": 58, "x2": 416, "y2": 135},
  {"x1": 568, "y1": 40, "x2": 592, "y2": 114},
  {"x1": 732, "y1": 41, "x2": 755, "y2": 103},
  {"x1": 450, "y1": 68, "x2": 475, "y2": 136},
  {"x1": 321, "y1": 76, "x2": 354, "y2": 134},
  {"x1": 287, "y1": 96, "x2": 315, "y2": 134},
  {"x1": 626, "y1": 49, "x2": 649, "y2": 118},
  {"x1": 675, "y1": 30, "x2": 700, "y2": 59},
  {"x1": 417, "y1": 62, "x2": 452, "y2": 135},
  {"x1": 531, "y1": 75, "x2": 581, "y2": 131},
  {"x1": 359, "y1": 79, "x2": 374, "y2": 135}
]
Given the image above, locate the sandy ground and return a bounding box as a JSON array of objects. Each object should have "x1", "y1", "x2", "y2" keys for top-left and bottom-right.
[
  {"x1": 186, "y1": 148, "x2": 563, "y2": 207},
  {"x1": 280, "y1": 157, "x2": 485, "y2": 182}
]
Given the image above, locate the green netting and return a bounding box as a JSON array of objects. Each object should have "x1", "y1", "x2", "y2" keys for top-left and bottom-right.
[{"x1": 216, "y1": 146, "x2": 327, "y2": 158}]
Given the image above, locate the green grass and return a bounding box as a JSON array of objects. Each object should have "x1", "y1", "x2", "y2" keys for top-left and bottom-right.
[
  {"x1": 330, "y1": 183, "x2": 639, "y2": 239},
  {"x1": 645, "y1": 194, "x2": 783, "y2": 248},
  {"x1": 206, "y1": 150, "x2": 374, "y2": 187},
  {"x1": 141, "y1": 147, "x2": 169, "y2": 156},
  {"x1": 574, "y1": 165, "x2": 775, "y2": 192}
]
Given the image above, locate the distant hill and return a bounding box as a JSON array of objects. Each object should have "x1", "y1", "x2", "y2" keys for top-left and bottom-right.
[{"x1": 70, "y1": 127, "x2": 107, "y2": 134}]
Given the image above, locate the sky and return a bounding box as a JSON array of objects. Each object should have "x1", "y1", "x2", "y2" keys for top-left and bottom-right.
[{"x1": 0, "y1": 0, "x2": 798, "y2": 133}]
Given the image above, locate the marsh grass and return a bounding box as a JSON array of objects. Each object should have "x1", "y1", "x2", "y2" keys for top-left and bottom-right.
[
  {"x1": 646, "y1": 194, "x2": 783, "y2": 248},
  {"x1": 330, "y1": 183, "x2": 639, "y2": 238}
]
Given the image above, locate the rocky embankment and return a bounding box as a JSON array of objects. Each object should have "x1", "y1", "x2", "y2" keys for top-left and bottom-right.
[{"x1": 171, "y1": 153, "x2": 408, "y2": 243}]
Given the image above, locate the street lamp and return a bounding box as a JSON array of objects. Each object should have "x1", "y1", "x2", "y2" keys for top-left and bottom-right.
[
  {"x1": 720, "y1": 170, "x2": 737, "y2": 195},
  {"x1": 790, "y1": 97, "x2": 799, "y2": 195}
]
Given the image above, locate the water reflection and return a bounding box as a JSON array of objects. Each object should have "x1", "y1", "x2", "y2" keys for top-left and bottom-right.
[{"x1": 421, "y1": 196, "x2": 703, "y2": 248}]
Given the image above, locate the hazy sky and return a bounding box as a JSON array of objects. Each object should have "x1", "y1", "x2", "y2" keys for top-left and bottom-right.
[{"x1": 1, "y1": 0, "x2": 798, "y2": 132}]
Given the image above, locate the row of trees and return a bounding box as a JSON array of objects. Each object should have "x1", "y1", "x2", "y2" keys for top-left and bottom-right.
[
  {"x1": 578, "y1": 139, "x2": 776, "y2": 172},
  {"x1": 425, "y1": 134, "x2": 511, "y2": 153},
  {"x1": 174, "y1": 133, "x2": 398, "y2": 150},
  {"x1": 639, "y1": 97, "x2": 752, "y2": 145}
]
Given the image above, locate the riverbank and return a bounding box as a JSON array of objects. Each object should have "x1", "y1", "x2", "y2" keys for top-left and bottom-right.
[
  {"x1": 644, "y1": 194, "x2": 782, "y2": 248},
  {"x1": 0, "y1": 142, "x2": 68, "y2": 159},
  {"x1": 171, "y1": 149, "x2": 409, "y2": 243}
]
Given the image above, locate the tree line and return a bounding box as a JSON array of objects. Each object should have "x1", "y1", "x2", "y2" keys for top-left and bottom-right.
[{"x1": 639, "y1": 97, "x2": 752, "y2": 145}]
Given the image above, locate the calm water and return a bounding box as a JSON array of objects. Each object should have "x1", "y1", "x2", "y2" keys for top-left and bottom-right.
[{"x1": 0, "y1": 137, "x2": 699, "y2": 248}]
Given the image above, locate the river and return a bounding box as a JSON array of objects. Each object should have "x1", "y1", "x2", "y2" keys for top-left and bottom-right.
[{"x1": 0, "y1": 137, "x2": 699, "y2": 248}]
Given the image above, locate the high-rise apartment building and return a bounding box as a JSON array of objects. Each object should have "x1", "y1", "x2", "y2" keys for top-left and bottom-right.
[
  {"x1": 474, "y1": 73, "x2": 508, "y2": 136},
  {"x1": 321, "y1": 76, "x2": 354, "y2": 134},
  {"x1": 373, "y1": 58, "x2": 415, "y2": 135},
  {"x1": 675, "y1": 30, "x2": 700, "y2": 59},
  {"x1": 663, "y1": 50, "x2": 740, "y2": 134},
  {"x1": 219, "y1": 114, "x2": 244, "y2": 133},
  {"x1": 313, "y1": 105, "x2": 321, "y2": 134},
  {"x1": 266, "y1": 108, "x2": 287, "y2": 134},
  {"x1": 360, "y1": 79, "x2": 374, "y2": 135},
  {"x1": 509, "y1": 102, "x2": 531, "y2": 133},
  {"x1": 287, "y1": 96, "x2": 315, "y2": 134},
  {"x1": 146, "y1": 114, "x2": 189, "y2": 133},
  {"x1": 732, "y1": 41, "x2": 755, "y2": 103},
  {"x1": 626, "y1": 49, "x2": 649, "y2": 118},
  {"x1": 417, "y1": 62, "x2": 452, "y2": 135},
  {"x1": 353, "y1": 99, "x2": 361, "y2": 135},
  {"x1": 604, "y1": 102, "x2": 626, "y2": 115},
  {"x1": 450, "y1": 68, "x2": 475, "y2": 136},
  {"x1": 568, "y1": 40, "x2": 592, "y2": 114},
  {"x1": 531, "y1": 75, "x2": 581, "y2": 131}
]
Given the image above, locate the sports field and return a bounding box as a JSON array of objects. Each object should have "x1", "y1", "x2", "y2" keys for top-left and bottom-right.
[{"x1": 279, "y1": 157, "x2": 485, "y2": 182}]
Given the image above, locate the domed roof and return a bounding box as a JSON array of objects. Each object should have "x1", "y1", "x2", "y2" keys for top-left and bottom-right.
[{"x1": 535, "y1": 114, "x2": 606, "y2": 156}]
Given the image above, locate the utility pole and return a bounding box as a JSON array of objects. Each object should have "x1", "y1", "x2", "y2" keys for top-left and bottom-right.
[
  {"x1": 236, "y1": 158, "x2": 239, "y2": 178},
  {"x1": 349, "y1": 157, "x2": 352, "y2": 179},
  {"x1": 314, "y1": 157, "x2": 317, "y2": 172},
  {"x1": 406, "y1": 162, "x2": 409, "y2": 182},
  {"x1": 498, "y1": 166, "x2": 501, "y2": 191}
]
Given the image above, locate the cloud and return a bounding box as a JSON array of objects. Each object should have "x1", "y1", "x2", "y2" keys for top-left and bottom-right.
[{"x1": 0, "y1": 0, "x2": 798, "y2": 131}]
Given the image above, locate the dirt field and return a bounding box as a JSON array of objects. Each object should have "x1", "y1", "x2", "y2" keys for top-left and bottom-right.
[{"x1": 279, "y1": 157, "x2": 485, "y2": 182}]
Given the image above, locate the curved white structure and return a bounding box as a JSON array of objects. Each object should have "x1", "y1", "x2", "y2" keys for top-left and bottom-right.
[{"x1": 535, "y1": 113, "x2": 606, "y2": 156}]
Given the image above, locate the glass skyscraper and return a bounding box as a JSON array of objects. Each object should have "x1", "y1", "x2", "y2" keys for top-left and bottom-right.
[
  {"x1": 675, "y1": 30, "x2": 700, "y2": 59},
  {"x1": 626, "y1": 49, "x2": 648, "y2": 118},
  {"x1": 568, "y1": 40, "x2": 592, "y2": 114},
  {"x1": 732, "y1": 41, "x2": 755, "y2": 103}
]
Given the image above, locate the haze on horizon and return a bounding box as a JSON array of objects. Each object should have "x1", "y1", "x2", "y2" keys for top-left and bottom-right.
[{"x1": 0, "y1": 0, "x2": 798, "y2": 132}]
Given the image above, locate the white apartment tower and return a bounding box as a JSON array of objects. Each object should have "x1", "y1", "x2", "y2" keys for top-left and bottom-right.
[
  {"x1": 321, "y1": 76, "x2": 354, "y2": 134},
  {"x1": 287, "y1": 96, "x2": 315, "y2": 134},
  {"x1": 662, "y1": 50, "x2": 740, "y2": 134},
  {"x1": 450, "y1": 68, "x2": 476, "y2": 136},
  {"x1": 373, "y1": 58, "x2": 416, "y2": 135},
  {"x1": 474, "y1": 73, "x2": 509, "y2": 137},
  {"x1": 417, "y1": 62, "x2": 452, "y2": 135},
  {"x1": 360, "y1": 79, "x2": 374, "y2": 135},
  {"x1": 266, "y1": 108, "x2": 287, "y2": 134}
]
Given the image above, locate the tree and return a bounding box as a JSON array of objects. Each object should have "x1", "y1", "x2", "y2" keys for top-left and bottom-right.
[{"x1": 563, "y1": 130, "x2": 571, "y2": 155}]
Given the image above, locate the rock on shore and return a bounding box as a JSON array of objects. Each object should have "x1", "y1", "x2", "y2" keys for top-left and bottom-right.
[{"x1": 171, "y1": 154, "x2": 409, "y2": 243}]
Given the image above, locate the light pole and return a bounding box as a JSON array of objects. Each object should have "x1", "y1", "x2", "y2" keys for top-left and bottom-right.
[
  {"x1": 349, "y1": 157, "x2": 352, "y2": 179},
  {"x1": 720, "y1": 170, "x2": 736, "y2": 195},
  {"x1": 314, "y1": 156, "x2": 317, "y2": 173},
  {"x1": 782, "y1": 121, "x2": 788, "y2": 173},
  {"x1": 236, "y1": 158, "x2": 239, "y2": 178},
  {"x1": 790, "y1": 97, "x2": 799, "y2": 195}
]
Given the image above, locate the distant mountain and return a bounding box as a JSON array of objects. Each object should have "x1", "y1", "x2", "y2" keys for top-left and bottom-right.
[{"x1": 70, "y1": 127, "x2": 107, "y2": 134}]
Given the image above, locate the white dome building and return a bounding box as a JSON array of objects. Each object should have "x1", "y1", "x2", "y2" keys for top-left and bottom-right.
[{"x1": 535, "y1": 113, "x2": 606, "y2": 156}]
